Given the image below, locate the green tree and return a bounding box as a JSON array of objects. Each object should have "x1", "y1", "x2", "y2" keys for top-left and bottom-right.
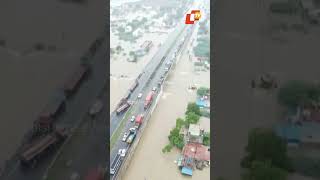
[
  {"x1": 278, "y1": 80, "x2": 320, "y2": 108},
  {"x1": 162, "y1": 144, "x2": 173, "y2": 153},
  {"x1": 203, "y1": 132, "x2": 210, "y2": 146},
  {"x1": 185, "y1": 112, "x2": 200, "y2": 126},
  {"x1": 242, "y1": 160, "x2": 288, "y2": 180},
  {"x1": 116, "y1": 45, "x2": 122, "y2": 51},
  {"x1": 241, "y1": 128, "x2": 292, "y2": 171},
  {"x1": 176, "y1": 118, "x2": 185, "y2": 130},
  {"x1": 186, "y1": 102, "x2": 201, "y2": 116},
  {"x1": 168, "y1": 127, "x2": 184, "y2": 149},
  {"x1": 197, "y1": 87, "x2": 210, "y2": 96}
]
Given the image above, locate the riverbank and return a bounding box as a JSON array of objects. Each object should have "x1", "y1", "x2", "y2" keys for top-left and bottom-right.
[{"x1": 122, "y1": 23, "x2": 210, "y2": 179}]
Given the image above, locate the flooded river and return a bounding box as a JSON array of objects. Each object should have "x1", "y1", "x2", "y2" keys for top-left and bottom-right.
[
  {"x1": 122, "y1": 28, "x2": 210, "y2": 180},
  {"x1": 0, "y1": 0, "x2": 104, "y2": 169}
]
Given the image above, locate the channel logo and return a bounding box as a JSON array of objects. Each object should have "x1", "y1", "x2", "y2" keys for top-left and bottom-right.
[{"x1": 185, "y1": 10, "x2": 201, "y2": 24}]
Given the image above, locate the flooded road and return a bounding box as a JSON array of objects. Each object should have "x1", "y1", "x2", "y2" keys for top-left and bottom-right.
[
  {"x1": 0, "y1": 0, "x2": 104, "y2": 170},
  {"x1": 122, "y1": 29, "x2": 210, "y2": 180}
]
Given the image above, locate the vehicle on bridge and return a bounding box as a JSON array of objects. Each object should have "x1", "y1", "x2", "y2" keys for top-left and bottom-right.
[
  {"x1": 122, "y1": 132, "x2": 129, "y2": 142},
  {"x1": 110, "y1": 154, "x2": 122, "y2": 175},
  {"x1": 129, "y1": 80, "x2": 139, "y2": 92},
  {"x1": 144, "y1": 91, "x2": 154, "y2": 109},
  {"x1": 126, "y1": 130, "x2": 137, "y2": 144},
  {"x1": 33, "y1": 92, "x2": 66, "y2": 135},
  {"x1": 88, "y1": 99, "x2": 103, "y2": 117},
  {"x1": 137, "y1": 93, "x2": 143, "y2": 99},
  {"x1": 116, "y1": 102, "x2": 131, "y2": 115},
  {"x1": 118, "y1": 149, "x2": 127, "y2": 157},
  {"x1": 19, "y1": 128, "x2": 68, "y2": 167},
  {"x1": 134, "y1": 114, "x2": 144, "y2": 129},
  {"x1": 63, "y1": 64, "x2": 90, "y2": 97}
]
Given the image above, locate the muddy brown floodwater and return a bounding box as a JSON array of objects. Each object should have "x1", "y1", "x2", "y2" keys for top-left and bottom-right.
[
  {"x1": 0, "y1": 0, "x2": 104, "y2": 169},
  {"x1": 122, "y1": 28, "x2": 210, "y2": 180},
  {"x1": 213, "y1": 0, "x2": 320, "y2": 179}
]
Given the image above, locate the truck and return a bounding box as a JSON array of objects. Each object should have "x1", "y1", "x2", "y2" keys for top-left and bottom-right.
[
  {"x1": 116, "y1": 102, "x2": 131, "y2": 115},
  {"x1": 33, "y1": 92, "x2": 66, "y2": 134},
  {"x1": 88, "y1": 100, "x2": 103, "y2": 117},
  {"x1": 129, "y1": 80, "x2": 139, "y2": 92},
  {"x1": 144, "y1": 91, "x2": 154, "y2": 109},
  {"x1": 63, "y1": 64, "x2": 90, "y2": 96},
  {"x1": 19, "y1": 128, "x2": 68, "y2": 167},
  {"x1": 126, "y1": 131, "x2": 137, "y2": 144},
  {"x1": 134, "y1": 114, "x2": 144, "y2": 129}
]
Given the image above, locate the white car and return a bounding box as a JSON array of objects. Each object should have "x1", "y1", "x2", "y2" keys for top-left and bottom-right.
[
  {"x1": 110, "y1": 168, "x2": 115, "y2": 175},
  {"x1": 130, "y1": 116, "x2": 135, "y2": 122},
  {"x1": 118, "y1": 149, "x2": 127, "y2": 157},
  {"x1": 122, "y1": 132, "x2": 128, "y2": 142},
  {"x1": 129, "y1": 127, "x2": 136, "y2": 132},
  {"x1": 137, "y1": 93, "x2": 142, "y2": 99},
  {"x1": 152, "y1": 87, "x2": 157, "y2": 91}
]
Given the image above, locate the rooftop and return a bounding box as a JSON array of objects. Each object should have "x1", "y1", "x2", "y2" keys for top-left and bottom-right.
[
  {"x1": 182, "y1": 143, "x2": 210, "y2": 161},
  {"x1": 188, "y1": 124, "x2": 201, "y2": 136}
]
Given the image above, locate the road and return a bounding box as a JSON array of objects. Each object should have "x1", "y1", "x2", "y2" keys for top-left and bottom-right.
[
  {"x1": 109, "y1": 22, "x2": 186, "y2": 135},
  {"x1": 1, "y1": 40, "x2": 108, "y2": 180},
  {"x1": 109, "y1": 22, "x2": 196, "y2": 179}
]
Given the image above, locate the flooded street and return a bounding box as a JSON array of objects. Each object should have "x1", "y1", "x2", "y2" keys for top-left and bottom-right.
[
  {"x1": 122, "y1": 32, "x2": 210, "y2": 180},
  {"x1": 110, "y1": 11, "x2": 174, "y2": 111},
  {"x1": 0, "y1": 0, "x2": 104, "y2": 169}
]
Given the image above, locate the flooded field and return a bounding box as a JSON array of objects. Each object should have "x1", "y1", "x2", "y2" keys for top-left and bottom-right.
[
  {"x1": 110, "y1": 3, "x2": 175, "y2": 111},
  {"x1": 122, "y1": 31, "x2": 210, "y2": 180},
  {"x1": 213, "y1": 0, "x2": 320, "y2": 179},
  {"x1": 0, "y1": 0, "x2": 104, "y2": 168}
]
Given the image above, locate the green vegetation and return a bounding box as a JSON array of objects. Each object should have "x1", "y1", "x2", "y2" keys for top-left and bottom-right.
[
  {"x1": 269, "y1": 0, "x2": 300, "y2": 14},
  {"x1": 278, "y1": 80, "x2": 320, "y2": 108},
  {"x1": 291, "y1": 156, "x2": 320, "y2": 178},
  {"x1": 186, "y1": 102, "x2": 201, "y2": 116},
  {"x1": 163, "y1": 101, "x2": 209, "y2": 153},
  {"x1": 203, "y1": 132, "x2": 210, "y2": 146},
  {"x1": 110, "y1": 107, "x2": 134, "y2": 149},
  {"x1": 242, "y1": 160, "x2": 288, "y2": 180},
  {"x1": 197, "y1": 87, "x2": 210, "y2": 97},
  {"x1": 185, "y1": 112, "x2": 200, "y2": 127},
  {"x1": 162, "y1": 144, "x2": 173, "y2": 153},
  {"x1": 200, "y1": 108, "x2": 210, "y2": 118},
  {"x1": 241, "y1": 128, "x2": 292, "y2": 170},
  {"x1": 193, "y1": 36, "x2": 210, "y2": 58},
  {"x1": 241, "y1": 128, "x2": 292, "y2": 180},
  {"x1": 168, "y1": 127, "x2": 184, "y2": 149}
]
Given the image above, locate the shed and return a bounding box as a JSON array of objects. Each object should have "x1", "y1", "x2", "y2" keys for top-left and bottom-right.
[{"x1": 181, "y1": 167, "x2": 193, "y2": 176}]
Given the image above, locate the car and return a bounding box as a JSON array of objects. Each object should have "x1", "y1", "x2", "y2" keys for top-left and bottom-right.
[
  {"x1": 110, "y1": 168, "x2": 115, "y2": 175},
  {"x1": 137, "y1": 93, "x2": 142, "y2": 99},
  {"x1": 164, "y1": 67, "x2": 169, "y2": 71},
  {"x1": 152, "y1": 87, "x2": 157, "y2": 91},
  {"x1": 118, "y1": 149, "x2": 127, "y2": 157},
  {"x1": 129, "y1": 127, "x2": 136, "y2": 132},
  {"x1": 122, "y1": 132, "x2": 128, "y2": 142},
  {"x1": 130, "y1": 115, "x2": 135, "y2": 122}
]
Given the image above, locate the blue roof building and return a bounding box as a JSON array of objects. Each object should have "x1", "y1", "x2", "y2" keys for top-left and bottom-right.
[{"x1": 181, "y1": 167, "x2": 193, "y2": 176}]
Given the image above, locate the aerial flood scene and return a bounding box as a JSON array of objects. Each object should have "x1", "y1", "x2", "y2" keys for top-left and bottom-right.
[
  {"x1": 110, "y1": 0, "x2": 210, "y2": 179},
  {"x1": 0, "y1": 0, "x2": 106, "y2": 179}
]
